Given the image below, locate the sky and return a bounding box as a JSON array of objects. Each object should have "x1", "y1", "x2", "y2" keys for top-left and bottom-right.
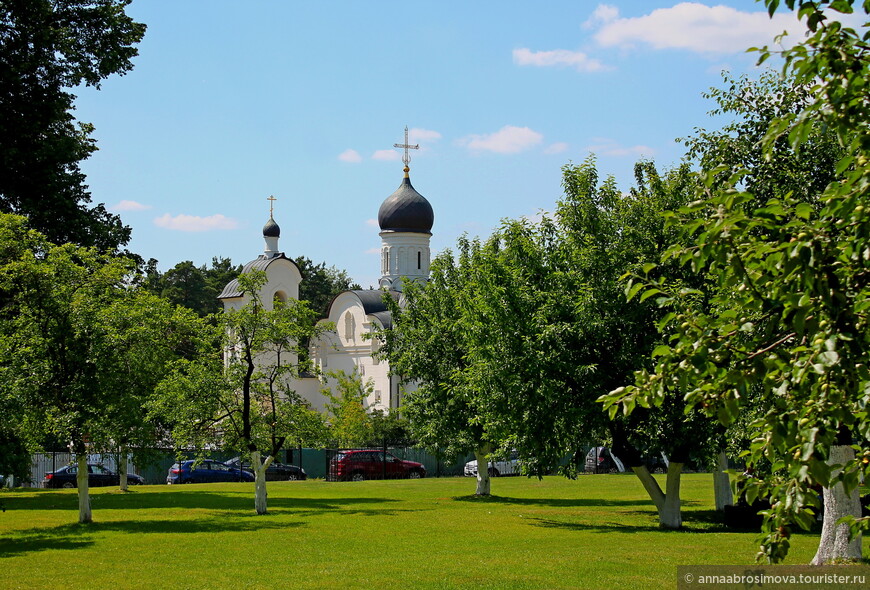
[{"x1": 72, "y1": 1, "x2": 826, "y2": 288}]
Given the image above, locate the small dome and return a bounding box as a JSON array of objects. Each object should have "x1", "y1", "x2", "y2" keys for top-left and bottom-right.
[
  {"x1": 263, "y1": 216, "x2": 280, "y2": 238},
  {"x1": 378, "y1": 176, "x2": 434, "y2": 233}
]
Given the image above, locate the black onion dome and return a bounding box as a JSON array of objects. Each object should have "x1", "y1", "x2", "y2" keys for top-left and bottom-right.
[
  {"x1": 377, "y1": 177, "x2": 434, "y2": 233},
  {"x1": 263, "y1": 216, "x2": 280, "y2": 238}
]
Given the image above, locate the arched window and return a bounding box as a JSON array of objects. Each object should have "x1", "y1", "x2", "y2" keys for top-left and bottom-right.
[
  {"x1": 273, "y1": 291, "x2": 287, "y2": 305},
  {"x1": 417, "y1": 251, "x2": 421, "y2": 270},
  {"x1": 344, "y1": 311, "x2": 354, "y2": 340}
]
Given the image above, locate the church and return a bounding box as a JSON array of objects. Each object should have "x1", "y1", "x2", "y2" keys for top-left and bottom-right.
[{"x1": 217, "y1": 140, "x2": 434, "y2": 413}]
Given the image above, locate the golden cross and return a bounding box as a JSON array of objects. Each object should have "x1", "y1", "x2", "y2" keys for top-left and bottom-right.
[{"x1": 267, "y1": 195, "x2": 277, "y2": 217}]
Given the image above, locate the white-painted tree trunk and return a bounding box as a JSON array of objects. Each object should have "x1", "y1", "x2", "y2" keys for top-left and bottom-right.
[
  {"x1": 631, "y1": 462, "x2": 683, "y2": 528},
  {"x1": 76, "y1": 454, "x2": 92, "y2": 524},
  {"x1": 474, "y1": 445, "x2": 492, "y2": 496},
  {"x1": 661, "y1": 462, "x2": 684, "y2": 529},
  {"x1": 118, "y1": 452, "x2": 128, "y2": 492},
  {"x1": 811, "y1": 445, "x2": 863, "y2": 564},
  {"x1": 252, "y1": 451, "x2": 273, "y2": 515},
  {"x1": 713, "y1": 452, "x2": 733, "y2": 511}
]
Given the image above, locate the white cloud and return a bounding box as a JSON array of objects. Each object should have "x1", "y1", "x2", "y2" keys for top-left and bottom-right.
[
  {"x1": 582, "y1": 4, "x2": 619, "y2": 29},
  {"x1": 338, "y1": 149, "x2": 362, "y2": 163},
  {"x1": 585, "y1": 138, "x2": 655, "y2": 158},
  {"x1": 153, "y1": 213, "x2": 239, "y2": 232},
  {"x1": 372, "y1": 149, "x2": 402, "y2": 161},
  {"x1": 409, "y1": 128, "x2": 442, "y2": 142},
  {"x1": 365, "y1": 218, "x2": 379, "y2": 227},
  {"x1": 459, "y1": 125, "x2": 543, "y2": 154},
  {"x1": 364, "y1": 247, "x2": 380, "y2": 255},
  {"x1": 544, "y1": 142, "x2": 570, "y2": 155},
  {"x1": 592, "y1": 2, "x2": 803, "y2": 55},
  {"x1": 513, "y1": 48, "x2": 608, "y2": 73},
  {"x1": 110, "y1": 200, "x2": 151, "y2": 212}
]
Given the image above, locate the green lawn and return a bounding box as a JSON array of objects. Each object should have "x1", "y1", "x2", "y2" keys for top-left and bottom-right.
[{"x1": 0, "y1": 474, "x2": 862, "y2": 589}]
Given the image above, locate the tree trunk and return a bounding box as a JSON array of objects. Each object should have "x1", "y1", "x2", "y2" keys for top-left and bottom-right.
[
  {"x1": 474, "y1": 445, "x2": 492, "y2": 496},
  {"x1": 631, "y1": 463, "x2": 683, "y2": 529},
  {"x1": 76, "y1": 453, "x2": 92, "y2": 524},
  {"x1": 713, "y1": 451, "x2": 733, "y2": 511},
  {"x1": 252, "y1": 450, "x2": 271, "y2": 515},
  {"x1": 661, "y1": 462, "x2": 683, "y2": 529},
  {"x1": 811, "y1": 445, "x2": 863, "y2": 564},
  {"x1": 118, "y1": 451, "x2": 129, "y2": 492}
]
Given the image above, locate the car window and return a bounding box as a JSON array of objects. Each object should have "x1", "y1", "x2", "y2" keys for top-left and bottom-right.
[
  {"x1": 212, "y1": 463, "x2": 229, "y2": 471},
  {"x1": 92, "y1": 465, "x2": 108, "y2": 474},
  {"x1": 67, "y1": 466, "x2": 77, "y2": 474}
]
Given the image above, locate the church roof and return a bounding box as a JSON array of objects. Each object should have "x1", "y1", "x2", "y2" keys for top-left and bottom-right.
[
  {"x1": 217, "y1": 253, "x2": 299, "y2": 299},
  {"x1": 377, "y1": 176, "x2": 434, "y2": 233},
  {"x1": 332, "y1": 289, "x2": 400, "y2": 329}
]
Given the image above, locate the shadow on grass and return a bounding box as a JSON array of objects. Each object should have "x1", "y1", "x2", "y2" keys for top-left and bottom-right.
[
  {"x1": 451, "y1": 495, "x2": 652, "y2": 508},
  {"x1": 1, "y1": 489, "x2": 403, "y2": 514}
]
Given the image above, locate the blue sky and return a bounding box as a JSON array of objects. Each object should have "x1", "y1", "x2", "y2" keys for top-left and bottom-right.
[{"x1": 73, "y1": 1, "x2": 818, "y2": 288}]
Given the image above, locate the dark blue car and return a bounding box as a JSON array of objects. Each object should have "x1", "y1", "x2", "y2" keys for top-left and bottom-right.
[{"x1": 166, "y1": 460, "x2": 254, "y2": 484}]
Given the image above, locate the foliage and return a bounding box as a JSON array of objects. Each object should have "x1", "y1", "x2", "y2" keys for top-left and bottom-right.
[
  {"x1": 153, "y1": 271, "x2": 328, "y2": 460},
  {"x1": 603, "y1": 0, "x2": 870, "y2": 562},
  {"x1": 293, "y1": 255, "x2": 361, "y2": 318},
  {"x1": 322, "y1": 369, "x2": 375, "y2": 447},
  {"x1": 0, "y1": 213, "x2": 203, "y2": 516},
  {"x1": 0, "y1": 0, "x2": 145, "y2": 253},
  {"x1": 380, "y1": 157, "x2": 714, "y2": 513},
  {"x1": 142, "y1": 257, "x2": 241, "y2": 316}
]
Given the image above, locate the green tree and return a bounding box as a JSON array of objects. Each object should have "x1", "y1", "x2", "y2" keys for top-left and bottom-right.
[
  {"x1": 604, "y1": 0, "x2": 870, "y2": 563},
  {"x1": 379, "y1": 247, "x2": 500, "y2": 495},
  {"x1": 0, "y1": 1, "x2": 145, "y2": 252},
  {"x1": 294, "y1": 255, "x2": 360, "y2": 318},
  {"x1": 322, "y1": 369, "x2": 375, "y2": 448},
  {"x1": 154, "y1": 271, "x2": 328, "y2": 515},
  {"x1": 0, "y1": 213, "x2": 201, "y2": 521}
]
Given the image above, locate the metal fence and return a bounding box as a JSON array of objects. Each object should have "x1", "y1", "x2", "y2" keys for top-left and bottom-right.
[{"x1": 26, "y1": 452, "x2": 138, "y2": 488}]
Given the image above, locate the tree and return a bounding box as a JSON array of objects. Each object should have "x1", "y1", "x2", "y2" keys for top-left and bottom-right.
[
  {"x1": 0, "y1": 213, "x2": 201, "y2": 521},
  {"x1": 0, "y1": 1, "x2": 145, "y2": 253},
  {"x1": 378, "y1": 246, "x2": 499, "y2": 496},
  {"x1": 293, "y1": 256, "x2": 361, "y2": 318},
  {"x1": 603, "y1": 0, "x2": 870, "y2": 563},
  {"x1": 154, "y1": 271, "x2": 328, "y2": 515},
  {"x1": 322, "y1": 370, "x2": 375, "y2": 448},
  {"x1": 143, "y1": 257, "x2": 242, "y2": 316}
]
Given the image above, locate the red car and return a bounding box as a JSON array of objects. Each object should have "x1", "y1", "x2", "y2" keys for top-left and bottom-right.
[{"x1": 329, "y1": 450, "x2": 426, "y2": 481}]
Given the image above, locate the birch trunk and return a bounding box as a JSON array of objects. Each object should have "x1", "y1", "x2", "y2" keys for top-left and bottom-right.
[
  {"x1": 252, "y1": 451, "x2": 272, "y2": 515},
  {"x1": 811, "y1": 445, "x2": 863, "y2": 564},
  {"x1": 76, "y1": 453, "x2": 92, "y2": 524},
  {"x1": 713, "y1": 452, "x2": 733, "y2": 511},
  {"x1": 474, "y1": 445, "x2": 492, "y2": 496}
]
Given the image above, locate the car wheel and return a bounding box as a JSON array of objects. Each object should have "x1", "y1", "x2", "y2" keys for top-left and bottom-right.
[
  {"x1": 287, "y1": 474, "x2": 298, "y2": 481},
  {"x1": 62, "y1": 482, "x2": 75, "y2": 489},
  {"x1": 488, "y1": 467, "x2": 500, "y2": 477},
  {"x1": 607, "y1": 467, "x2": 618, "y2": 474},
  {"x1": 408, "y1": 470, "x2": 422, "y2": 479},
  {"x1": 351, "y1": 472, "x2": 365, "y2": 482},
  {"x1": 652, "y1": 467, "x2": 666, "y2": 474},
  {"x1": 182, "y1": 478, "x2": 193, "y2": 484}
]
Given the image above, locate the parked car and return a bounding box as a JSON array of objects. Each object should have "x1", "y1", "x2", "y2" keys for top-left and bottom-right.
[
  {"x1": 584, "y1": 447, "x2": 626, "y2": 473},
  {"x1": 225, "y1": 456, "x2": 307, "y2": 481},
  {"x1": 464, "y1": 451, "x2": 521, "y2": 477},
  {"x1": 43, "y1": 464, "x2": 145, "y2": 488},
  {"x1": 166, "y1": 460, "x2": 255, "y2": 484},
  {"x1": 329, "y1": 450, "x2": 426, "y2": 481}
]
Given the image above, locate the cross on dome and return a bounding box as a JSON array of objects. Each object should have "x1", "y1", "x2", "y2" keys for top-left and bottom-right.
[{"x1": 393, "y1": 126, "x2": 419, "y2": 176}]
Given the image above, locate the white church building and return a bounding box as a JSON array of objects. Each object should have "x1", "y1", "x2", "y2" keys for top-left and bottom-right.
[{"x1": 217, "y1": 158, "x2": 434, "y2": 413}]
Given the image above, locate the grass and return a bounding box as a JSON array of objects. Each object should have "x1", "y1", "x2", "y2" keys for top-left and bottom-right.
[{"x1": 0, "y1": 474, "x2": 864, "y2": 589}]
